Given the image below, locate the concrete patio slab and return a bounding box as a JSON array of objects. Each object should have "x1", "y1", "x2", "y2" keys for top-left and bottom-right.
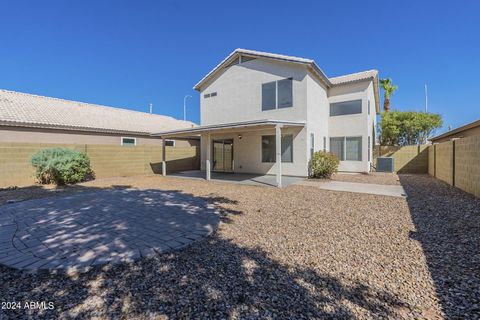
[
  {"x1": 298, "y1": 180, "x2": 407, "y2": 197},
  {"x1": 170, "y1": 170, "x2": 305, "y2": 187},
  {"x1": 0, "y1": 189, "x2": 219, "y2": 271}
]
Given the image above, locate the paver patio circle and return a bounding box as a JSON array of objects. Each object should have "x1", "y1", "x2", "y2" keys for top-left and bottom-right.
[{"x1": 0, "y1": 188, "x2": 219, "y2": 271}]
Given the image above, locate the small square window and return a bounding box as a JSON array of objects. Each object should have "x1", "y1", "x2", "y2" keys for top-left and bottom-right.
[
  {"x1": 121, "y1": 137, "x2": 136, "y2": 146},
  {"x1": 204, "y1": 93, "x2": 211, "y2": 98},
  {"x1": 210, "y1": 92, "x2": 217, "y2": 97},
  {"x1": 165, "y1": 140, "x2": 175, "y2": 147}
]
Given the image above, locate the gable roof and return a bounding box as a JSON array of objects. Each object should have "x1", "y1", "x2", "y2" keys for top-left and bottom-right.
[
  {"x1": 0, "y1": 89, "x2": 195, "y2": 135},
  {"x1": 430, "y1": 119, "x2": 480, "y2": 142},
  {"x1": 193, "y1": 49, "x2": 380, "y2": 113}
]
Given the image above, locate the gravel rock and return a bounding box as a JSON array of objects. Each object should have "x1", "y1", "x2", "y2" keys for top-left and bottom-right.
[{"x1": 0, "y1": 174, "x2": 478, "y2": 319}]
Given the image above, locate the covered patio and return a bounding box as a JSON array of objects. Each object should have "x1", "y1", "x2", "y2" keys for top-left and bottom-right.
[
  {"x1": 169, "y1": 170, "x2": 304, "y2": 187},
  {"x1": 153, "y1": 119, "x2": 306, "y2": 187}
]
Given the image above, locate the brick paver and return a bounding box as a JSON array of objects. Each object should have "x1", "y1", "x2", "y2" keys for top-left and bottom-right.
[{"x1": 0, "y1": 189, "x2": 219, "y2": 271}]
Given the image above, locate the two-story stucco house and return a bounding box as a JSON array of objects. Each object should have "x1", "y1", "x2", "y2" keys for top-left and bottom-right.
[{"x1": 155, "y1": 49, "x2": 380, "y2": 186}]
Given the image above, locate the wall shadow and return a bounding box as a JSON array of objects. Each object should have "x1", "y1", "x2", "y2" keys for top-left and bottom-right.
[
  {"x1": 398, "y1": 174, "x2": 480, "y2": 318},
  {"x1": 0, "y1": 184, "x2": 408, "y2": 319}
]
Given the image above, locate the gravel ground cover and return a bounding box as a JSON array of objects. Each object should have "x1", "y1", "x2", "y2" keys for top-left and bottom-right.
[
  {"x1": 1, "y1": 174, "x2": 478, "y2": 319},
  {"x1": 331, "y1": 172, "x2": 401, "y2": 185}
]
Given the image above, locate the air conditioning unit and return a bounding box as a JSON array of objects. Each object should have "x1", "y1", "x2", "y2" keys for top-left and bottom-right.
[{"x1": 377, "y1": 157, "x2": 394, "y2": 173}]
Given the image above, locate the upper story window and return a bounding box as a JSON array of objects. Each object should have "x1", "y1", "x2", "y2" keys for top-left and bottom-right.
[
  {"x1": 204, "y1": 92, "x2": 217, "y2": 99},
  {"x1": 261, "y1": 78, "x2": 293, "y2": 111},
  {"x1": 330, "y1": 99, "x2": 362, "y2": 117}
]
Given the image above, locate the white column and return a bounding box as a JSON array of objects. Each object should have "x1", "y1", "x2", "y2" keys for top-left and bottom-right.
[
  {"x1": 205, "y1": 132, "x2": 211, "y2": 180},
  {"x1": 162, "y1": 138, "x2": 166, "y2": 176},
  {"x1": 276, "y1": 124, "x2": 282, "y2": 188}
]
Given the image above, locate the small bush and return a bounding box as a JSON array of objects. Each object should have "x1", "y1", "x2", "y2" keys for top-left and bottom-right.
[
  {"x1": 310, "y1": 151, "x2": 339, "y2": 179},
  {"x1": 31, "y1": 148, "x2": 93, "y2": 185}
]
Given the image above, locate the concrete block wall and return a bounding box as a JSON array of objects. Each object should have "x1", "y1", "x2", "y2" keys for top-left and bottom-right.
[
  {"x1": 0, "y1": 142, "x2": 199, "y2": 187},
  {"x1": 434, "y1": 141, "x2": 454, "y2": 185},
  {"x1": 452, "y1": 136, "x2": 480, "y2": 197},
  {"x1": 375, "y1": 145, "x2": 429, "y2": 173},
  {"x1": 428, "y1": 135, "x2": 480, "y2": 198},
  {"x1": 428, "y1": 146, "x2": 435, "y2": 176}
]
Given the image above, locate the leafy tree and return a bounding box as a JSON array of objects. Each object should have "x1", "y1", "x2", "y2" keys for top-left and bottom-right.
[
  {"x1": 379, "y1": 111, "x2": 443, "y2": 146},
  {"x1": 379, "y1": 78, "x2": 398, "y2": 112}
]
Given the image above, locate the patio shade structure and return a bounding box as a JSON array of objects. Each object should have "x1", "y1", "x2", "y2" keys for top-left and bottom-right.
[{"x1": 152, "y1": 119, "x2": 306, "y2": 187}]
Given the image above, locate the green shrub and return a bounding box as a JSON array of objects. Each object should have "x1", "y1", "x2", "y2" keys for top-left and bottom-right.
[
  {"x1": 31, "y1": 148, "x2": 93, "y2": 185},
  {"x1": 310, "y1": 151, "x2": 339, "y2": 179}
]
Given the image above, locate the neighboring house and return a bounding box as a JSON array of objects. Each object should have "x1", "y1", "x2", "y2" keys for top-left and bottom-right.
[
  {"x1": 430, "y1": 119, "x2": 480, "y2": 143},
  {"x1": 154, "y1": 49, "x2": 380, "y2": 185},
  {"x1": 0, "y1": 89, "x2": 197, "y2": 147}
]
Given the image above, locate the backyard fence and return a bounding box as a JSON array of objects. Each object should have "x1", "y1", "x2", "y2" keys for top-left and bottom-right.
[
  {"x1": 0, "y1": 142, "x2": 200, "y2": 187},
  {"x1": 374, "y1": 145, "x2": 429, "y2": 173},
  {"x1": 375, "y1": 138, "x2": 479, "y2": 198},
  {"x1": 428, "y1": 135, "x2": 480, "y2": 197}
]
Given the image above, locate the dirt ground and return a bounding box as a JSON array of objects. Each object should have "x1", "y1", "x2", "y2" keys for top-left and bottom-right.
[{"x1": 1, "y1": 174, "x2": 478, "y2": 319}]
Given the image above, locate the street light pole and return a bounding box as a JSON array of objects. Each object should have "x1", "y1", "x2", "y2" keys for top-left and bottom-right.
[
  {"x1": 183, "y1": 95, "x2": 192, "y2": 121},
  {"x1": 424, "y1": 84, "x2": 428, "y2": 113}
]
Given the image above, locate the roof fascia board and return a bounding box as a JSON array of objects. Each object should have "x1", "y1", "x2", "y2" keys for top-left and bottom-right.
[{"x1": 152, "y1": 119, "x2": 306, "y2": 137}]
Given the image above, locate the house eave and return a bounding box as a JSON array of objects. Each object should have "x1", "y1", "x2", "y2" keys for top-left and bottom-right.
[{"x1": 152, "y1": 119, "x2": 306, "y2": 138}]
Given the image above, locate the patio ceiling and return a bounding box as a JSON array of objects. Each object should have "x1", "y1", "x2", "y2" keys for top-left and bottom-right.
[{"x1": 151, "y1": 119, "x2": 306, "y2": 138}]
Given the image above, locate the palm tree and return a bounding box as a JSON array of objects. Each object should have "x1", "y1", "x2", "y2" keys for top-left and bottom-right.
[{"x1": 379, "y1": 78, "x2": 398, "y2": 112}]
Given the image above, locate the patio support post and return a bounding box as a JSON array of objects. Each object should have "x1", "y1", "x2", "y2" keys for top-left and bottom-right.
[
  {"x1": 162, "y1": 137, "x2": 166, "y2": 176},
  {"x1": 275, "y1": 124, "x2": 283, "y2": 188},
  {"x1": 206, "y1": 132, "x2": 211, "y2": 180}
]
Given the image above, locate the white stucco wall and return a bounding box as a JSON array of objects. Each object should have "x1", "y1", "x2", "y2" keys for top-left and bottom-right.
[
  {"x1": 328, "y1": 81, "x2": 372, "y2": 172},
  {"x1": 306, "y1": 73, "x2": 330, "y2": 161},
  {"x1": 197, "y1": 56, "x2": 377, "y2": 174},
  {"x1": 200, "y1": 58, "x2": 308, "y2": 125}
]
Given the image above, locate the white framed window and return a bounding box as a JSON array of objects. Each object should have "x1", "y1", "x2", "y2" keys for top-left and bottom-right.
[
  {"x1": 330, "y1": 100, "x2": 362, "y2": 116},
  {"x1": 368, "y1": 136, "x2": 371, "y2": 161},
  {"x1": 329, "y1": 136, "x2": 362, "y2": 161},
  {"x1": 310, "y1": 133, "x2": 315, "y2": 158},
  {"x1": 368, "y1": 100, "x2": 371, "y2": 115},
  {"x1": 165, "y1": 139, "x2": 175, "y2": 147},
  {"x1": 121, "y1": 137, "x2": 136, "y2": 146},
  {"x1": 261, "y1": 135, "x2": 293, "y2": 163},
  {"x1": 261, "y1": 78, "x2": 293, "y2": 110}
]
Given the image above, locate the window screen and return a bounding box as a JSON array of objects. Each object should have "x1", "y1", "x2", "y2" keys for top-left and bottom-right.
[
  {"x1": 346, "y1": 137, "x2": 362, "y2": 161},
  {"x1": 310, "y1": 133, "x2": 315, "y2": 158},
  {"x1": 330, "y1": 100, "x2": 362, "y2": 116},
  {"x1": 329, "y1": 137, "x2": 344, "y2": 161},
  {"x1": 368, "y1": 136, "x2": 371, "y2": 161},
  {"x1": 277, "y1": 78, "x2": 293, "y2": 108},
  {"x1": 165, "y1": 140, "x2": 175, "y2": 147},
  {"x1": 262, "y1": 82, "x2": 276, "y2": 111},
  {"x1": 122, "y1": 138, "x2": 136, "y2": 146},
  {"x1": 262, "y1": 135, "x2": 293, "y2": 163},
  {"x1": 281, "y1": 135, "x2": 293, "y2": 162}
]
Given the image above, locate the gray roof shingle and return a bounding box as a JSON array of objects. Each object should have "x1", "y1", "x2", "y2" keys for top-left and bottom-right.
[{"x1": 0, "y1": 89, "x2": 195, "y2": 135}]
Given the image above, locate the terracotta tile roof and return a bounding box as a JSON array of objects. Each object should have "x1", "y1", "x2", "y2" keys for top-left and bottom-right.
[
  {"x1": 0, "y1": 89, "x2": 195, "y2": 135},
  {"x1": 329, "y1": 69, "x2": 379, "y2": 85}
]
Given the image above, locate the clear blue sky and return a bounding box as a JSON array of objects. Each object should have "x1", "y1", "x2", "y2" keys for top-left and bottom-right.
[{"x1": 1, "y1": 0, "x2": 479, "y2": 133}]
